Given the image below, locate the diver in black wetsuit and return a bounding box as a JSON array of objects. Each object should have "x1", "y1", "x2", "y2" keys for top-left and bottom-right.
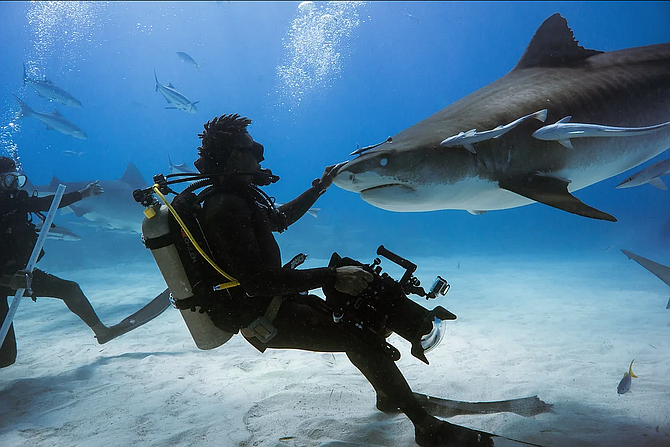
[
  {"x1": 0, "y1": 156, "x2": 142, "y2": 368},
  {"x1": 191, "y1": 114, "x2": 493, "y2": 447}
]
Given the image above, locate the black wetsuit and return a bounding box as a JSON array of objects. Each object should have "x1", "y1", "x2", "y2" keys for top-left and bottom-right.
[
  {"x1": 0, "y1": 189, "x2": 103, "y2": 368},
  {"x1": 199, "y1": 179, "x2": 428, "y2": 424}
]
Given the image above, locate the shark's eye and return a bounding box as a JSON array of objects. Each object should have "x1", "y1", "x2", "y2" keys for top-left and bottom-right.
[{"x1": 379, "y1": 158, "x2": 388, "y2": 167}]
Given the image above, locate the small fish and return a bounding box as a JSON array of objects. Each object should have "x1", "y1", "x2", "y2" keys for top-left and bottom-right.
[
  {"x1": 23, "y1": 63, "x2": 82, "y2": 108},
  {"x1": 14, "y1": 95, "x2": 87, "y2": 140},
  {"x1": 176, "y1": 52, "x2": 202, "y2": 71},
  {"x1": 533, "y1": 116, "x2": 670, "y2": 149},
  {"x1": 62, "y1": 150, "x2": 84, "y2": 157},
  {"x1": 440, "y1": 109, "x2": 548, "y2": 154},
  {"x1": 615, "y1": 157, "x2": 670, "y2": 190},
  {"x1": 403, "y1": 13, "x2": 422, "y2": 25},
  {"x1": 617, "y1": 359, "x2": 638, "y2": 394},
  {"x1": 154, "y1": 69, "x2": 199, "y2": 114}
]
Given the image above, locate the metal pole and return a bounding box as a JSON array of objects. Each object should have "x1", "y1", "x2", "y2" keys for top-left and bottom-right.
[{"x1": 0, "y1": 184, "x2": 66, "y2": 345}]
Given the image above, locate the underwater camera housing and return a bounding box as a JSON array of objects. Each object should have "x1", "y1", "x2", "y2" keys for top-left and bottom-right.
[{"x1": 323, "y1": 245, "x2": 456, "y2": 364}]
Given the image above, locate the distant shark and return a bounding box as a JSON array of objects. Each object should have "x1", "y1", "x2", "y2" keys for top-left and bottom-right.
[
  {"x1": 154, "y1": 69, "x2": 198, "y2": 114},
  {"x1": 23, "y1": 63, "x2": 83, "y2": 108},
  {"x1": 621, "y1": 249, "x2": 670, "y2": 309},
  {"x1": 615, "y1": 157, "x2": 670, "y2": 190},
  {"x1": 14, "y1": 95, "x2": 87, "y2": 140},
  {"x1": 334, "y1": 14, "x2": 670, "y2": 221},
  {"x1": 31, "y1": 162, "x2": 149, "y2": 234}
]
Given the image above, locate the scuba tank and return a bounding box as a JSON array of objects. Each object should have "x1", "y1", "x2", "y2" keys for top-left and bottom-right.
[
  {"x1": 135, "y1": 170, "x2": 279, "y2": 350},
  {"x1": 142, "y1": 202, "x2": 234, "y2": 350}
]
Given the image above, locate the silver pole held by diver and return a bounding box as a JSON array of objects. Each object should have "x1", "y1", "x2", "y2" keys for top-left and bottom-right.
[{"x1": 0, "y1": 184, "x2": 66, "y2": 346}]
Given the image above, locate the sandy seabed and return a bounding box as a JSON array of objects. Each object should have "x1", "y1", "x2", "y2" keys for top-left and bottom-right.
[{"x1": 1, "y1": 252, "x2": 669, "y2": 447}]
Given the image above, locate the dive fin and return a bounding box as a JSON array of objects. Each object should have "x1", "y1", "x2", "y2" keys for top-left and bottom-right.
[
  {"x1": 413, "y1": 392, "x2": 553, "y2": 418},
  {"x1": 97, "y1": 288, "x2": 171, "y2": 344},
  {"x1": 499, "y1": 174, "x2": 617, "y2": 221}
]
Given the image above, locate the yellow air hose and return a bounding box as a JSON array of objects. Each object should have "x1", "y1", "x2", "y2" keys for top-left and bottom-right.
[{"x1": 151, "y1": 184, "x2": 240, "y2": 290}]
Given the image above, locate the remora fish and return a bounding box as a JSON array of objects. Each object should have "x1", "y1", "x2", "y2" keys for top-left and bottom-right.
[
  {"x1": 14, "y1": 94, "x2": 87, "y2": 140},
  {"x1": 533, "y1": 116, "x2": 670, "y2": 149},
  {"x1": 22, "y1": 63, "x2": 82, "y2": 108},
  {"x1": 154, "y1": 69, "x2": 198, "y2": 114},
  {"x1": 615, "y1": 157, "x2": 670, "y2": 190},
  {"x1": 333, "y1": 14, "x2": 670, "y2": 221},
  {"x1": 34, "y1": 162, "x2": 149, "y2": 234},
  {"x1": 617, "y1": 359, "x2": 638, "y2": 394},
  {"x1": 621, "y1": 249, "x2": 670, "y2": 309},
  {"x1": 441, "y1": 109, "x2": 548, "y2": 154},
  {"x1": 35, "y1": 222, "x2": 82, "y2": 241},
  {"x1": 176, "y1": 52, "x2": 202, "y2": 71}
]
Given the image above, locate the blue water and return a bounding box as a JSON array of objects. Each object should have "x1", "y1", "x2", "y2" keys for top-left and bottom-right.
[{"x1": 1, "y1": 1, "x2": 669, "y2": 267}]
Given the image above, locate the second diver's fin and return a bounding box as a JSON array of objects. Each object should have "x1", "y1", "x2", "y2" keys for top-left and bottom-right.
[
  {"x1": 499, "y1": 173, "x2": 617, "y2": 222},
  {"x1": 413, "y1": 392, "x2": 553, "y2": 418},
  {"x1": 97, "y1": 288, "x2": 171, "y2": 344}
]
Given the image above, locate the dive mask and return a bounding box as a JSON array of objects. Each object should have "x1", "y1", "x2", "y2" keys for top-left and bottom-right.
[{"x1": 0, "y1": 172, "x2": 27, "y2": 190}]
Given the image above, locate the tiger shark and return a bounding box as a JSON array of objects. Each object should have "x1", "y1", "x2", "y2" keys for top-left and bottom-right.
[
  {"x1": 333, "y1": 13, "x2": 670, "y2": 221},
  {"x1": 31, "y1": 162, "x2": 149, "y2": 234}
]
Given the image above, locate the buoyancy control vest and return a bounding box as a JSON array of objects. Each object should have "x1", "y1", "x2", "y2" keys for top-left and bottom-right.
[{"x1": 0, "y1": 190, "x2": 44, "y2": 275}]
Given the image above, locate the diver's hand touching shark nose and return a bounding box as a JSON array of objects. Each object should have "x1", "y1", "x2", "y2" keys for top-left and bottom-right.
[{"x1": 313, "y1": 161, "x2": 348, "y2": 192}]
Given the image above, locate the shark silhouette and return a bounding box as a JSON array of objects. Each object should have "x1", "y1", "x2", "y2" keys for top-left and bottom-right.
[
  {"x1": 334, "y1": 14, "x2": 670, "y2": 221},
  {"x1": 32, "y1": 162, "x2": 149, "y2": 234}
]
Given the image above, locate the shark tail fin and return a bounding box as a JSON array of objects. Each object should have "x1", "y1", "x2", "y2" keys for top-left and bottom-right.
[{"x1": 13, "y1": 94, "x2": 33, "y2": 118}]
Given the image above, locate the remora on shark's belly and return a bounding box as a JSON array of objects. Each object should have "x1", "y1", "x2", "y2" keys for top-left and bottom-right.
[{"x1": 334, "y1": 13, "x2": 670, "y2": 221}]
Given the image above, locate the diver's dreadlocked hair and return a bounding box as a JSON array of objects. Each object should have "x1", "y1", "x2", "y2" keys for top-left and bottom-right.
[{"x1": 197, "y1": 113, "x2": 252, "y2": 158}]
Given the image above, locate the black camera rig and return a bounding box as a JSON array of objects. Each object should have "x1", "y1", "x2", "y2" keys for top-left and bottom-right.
[{"x1": 323, "y1": 245, "x2": 456, "y2": 364}]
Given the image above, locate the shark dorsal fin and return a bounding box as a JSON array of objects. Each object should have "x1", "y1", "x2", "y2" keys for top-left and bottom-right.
[
  {"x1": 514, "y1": 13, "x2": 603, "y2": 70},
  {"x1": 119, "y1": 162, "x2": 147, "y2": 188},
  {"x1": 48, "y1": 175, "x2": 61, "y2": 191},
  {"x1": 51, "y1": 109, "x2": 63, "y2": 117}
]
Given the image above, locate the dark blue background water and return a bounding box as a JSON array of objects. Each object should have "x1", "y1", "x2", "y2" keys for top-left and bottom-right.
[{"x1": 1, "y1": 1, "x2": 669, "y2": 270}]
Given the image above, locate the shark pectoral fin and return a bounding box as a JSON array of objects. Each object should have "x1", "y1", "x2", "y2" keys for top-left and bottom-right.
[
  {"x1": 69, "y1": 205, "x2": 91, "y2": 218},
  {"x1": 165, "y1": 106, "x2": 177, "y2": 109},
  {"x1": 666, "y1": 297, "x2": 670, "y2": 310},
  {"x1": 559, "y1": 139, "x2": 574, "y2": 149},
  {"x1": 464, "y1": 143, "x2": 476, "y2": 154},
  {"x1": 499, "y1": 174, "x2": 617, "y2": 222},
  {"x1": 467, "y1": 210, "x2": 488, "y2": 215},
  {"x1": 649, "y1": 177, "x2": 667, "y2": 190}
]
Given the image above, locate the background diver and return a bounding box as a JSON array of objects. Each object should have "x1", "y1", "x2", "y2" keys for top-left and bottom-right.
[
  {"x1": 0, "y1": 156, "x2": 168, "y2": 368},
  {"x1": 159, "y1": 114, "x2": 493, "y2": 447}
]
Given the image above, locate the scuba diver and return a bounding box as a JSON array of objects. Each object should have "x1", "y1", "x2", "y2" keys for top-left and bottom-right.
[
  {"x1": 0, "y1": 156, "x2": 168, "y2": 369},
  {"x1": 145, "y1": 114, "x2": 492, "y2": 447}
]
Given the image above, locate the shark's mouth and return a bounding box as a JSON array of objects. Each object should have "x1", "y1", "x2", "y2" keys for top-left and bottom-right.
[{"x1": 361, "y1": 183, "x2": 412, "y2": 194}]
